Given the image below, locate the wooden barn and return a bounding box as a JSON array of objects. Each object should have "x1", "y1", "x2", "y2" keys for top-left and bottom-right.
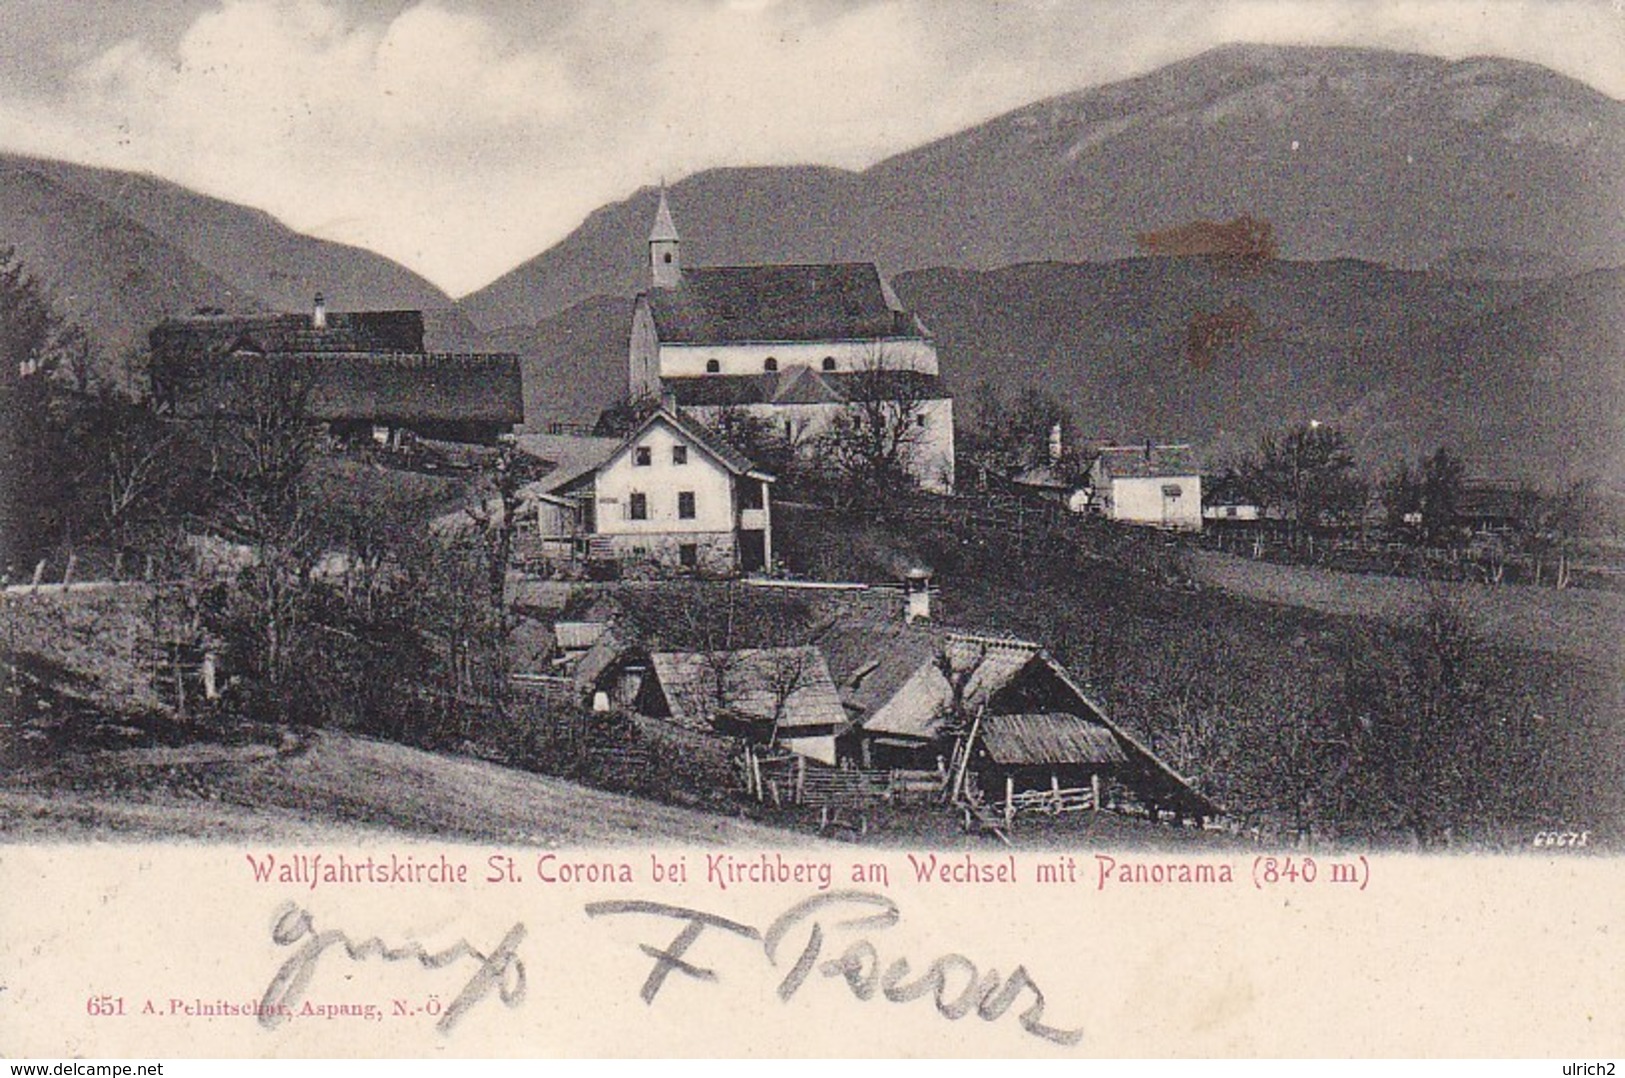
[
  {"x1": 817, "y1": 619, "x2": 1218, "y2": 824},
  {"x1": 149, "y1": 298, "x2": 523, "y2": 445}
]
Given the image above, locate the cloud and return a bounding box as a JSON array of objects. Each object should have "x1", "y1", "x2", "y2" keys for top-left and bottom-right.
[{"x1": 0, "y1": 0, "x2": 1618, "y2": 295}]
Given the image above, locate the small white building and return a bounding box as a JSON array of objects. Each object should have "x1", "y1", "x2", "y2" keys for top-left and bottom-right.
[
  {"x1": 1088, "y1": 444, "x2": 1203, "y2": 531},
  {"x1": 628, "y1": 189, "x2": 955, "y2": 492},
  {"x1": 542, "y1": 407, "x2": 775, "y2": 574}
]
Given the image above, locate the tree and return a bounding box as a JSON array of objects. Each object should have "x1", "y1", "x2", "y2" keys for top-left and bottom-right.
[
  {"x1": 1241, "y1": 423, "x2": 1365, "y2": 541},
  {"x1": 0, "y1": 248, "x2": 116, "y2": 573},
  {"x1": 961, "y1": 382, "x2": 1077, "y2": 478},
  {"x1": 812, "y1": 346, "x2": 935, "y2": 500}
]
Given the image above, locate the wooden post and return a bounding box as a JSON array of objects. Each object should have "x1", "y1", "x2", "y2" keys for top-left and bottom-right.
[
  {"x1": 30, "y1": 560, "x2": 45, "y2": 591},
  {"x1": 1004, "y1": 775, "x2": 1014, "y2": 826},
  {"x1": 1091, "y1": 772, "x2": 1101, "y2": 812},
  {"x1": 62, "y1": 554, "x2": 76, "y2": 589},
  {"x1": 795, "y1": 754, "x2": 806, "y2": 805}
]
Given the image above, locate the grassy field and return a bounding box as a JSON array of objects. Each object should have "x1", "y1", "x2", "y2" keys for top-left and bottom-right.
[{"x1": 1187, "y1": 549, "x2": 1625, "y2": 671}]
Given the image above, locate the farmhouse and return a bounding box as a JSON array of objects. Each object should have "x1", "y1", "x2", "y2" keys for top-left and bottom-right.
[
  {"x1": 627, "y1": 190, "x2": 955, "y2": 492},
  {"x1": 1088, "y1": 444, "x2": 1203, "y2": 530},
  {"x1": 816, "y1": 618, "x2": 1217, "y2": 823},
  {"x1": 149, "y1": 296, "x2": 523, "y2": 445},
  {"x1": 528, "y1": 407, "x2": 775, "y2": 574}
]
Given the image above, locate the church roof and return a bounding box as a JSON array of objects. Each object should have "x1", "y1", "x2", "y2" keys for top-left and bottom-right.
[
  {"x1": 649, "y1": 188, "x2": 680, "y2": 243},
  {"x1": 644, "y1": 263, "x2": 921, "y2": 344},
  {"x1": 665, "y1": 368, "x2": 948, "y2": 408}
]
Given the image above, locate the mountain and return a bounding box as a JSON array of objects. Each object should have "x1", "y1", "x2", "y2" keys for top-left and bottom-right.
[
  {"x1": 459, "y1": 44, "x2": 1625, "y2": 330},
  {"x1": 889, "y1": 259, "x2": 1623, "y2": 486},
  {"x1": 487, "y1": 295, "x2": 633, "y2": 429},
  {"x1": 1, "y1": 153, "x2": 452, "y2": 356},
  {"x1": 0, "y1": 156, "x2": 259, "y2": 355}
]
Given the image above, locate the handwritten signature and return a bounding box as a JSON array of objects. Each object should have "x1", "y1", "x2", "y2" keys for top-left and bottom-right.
[
  {"x1": 259, "y1": 902, "x2": 526, "y2": 1034},
  {"x1": 259, "y1": 889, "x2": 1080, "y2": 1045}
]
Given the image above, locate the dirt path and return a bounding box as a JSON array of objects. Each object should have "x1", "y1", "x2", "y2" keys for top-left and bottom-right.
[{"x1": 1188, "y1": 549, "x2": 1625, "y2": 669}]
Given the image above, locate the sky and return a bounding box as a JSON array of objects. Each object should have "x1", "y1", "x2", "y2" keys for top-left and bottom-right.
[{"x1": 1, "y1": 0, "x2": 1621, "y2": 297}]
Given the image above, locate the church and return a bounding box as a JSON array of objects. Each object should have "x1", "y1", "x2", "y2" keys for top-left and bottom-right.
[{"x1": 627, "y1": 191, "x2": 955, "y2": 492}]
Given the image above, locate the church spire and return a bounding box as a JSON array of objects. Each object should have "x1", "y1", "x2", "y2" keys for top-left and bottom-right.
[{"x1": 649, "y1": 183, "x2": 681, "y2": 288}]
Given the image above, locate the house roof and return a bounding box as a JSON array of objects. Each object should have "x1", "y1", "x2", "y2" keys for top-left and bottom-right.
[
  {"x1": 517, "y1": 434, "x2": 624, "y2": 497},
  {"x1": 979, "y1": 713, "x2": 1129, "y2": 767},
  {"x1": 151, "y1": 310, "x2": 425, "y2": 356},
  {"x1": 1093, "y1": 444, "x2": 1198, "y2": 480},
  {"x1": 644, "y1": 263, "x2": 924, "y2": 344},
  {"x1": 649, "y1": 647, "x2": 849, "y2": 736},
  {"x1": 667, "y1": 368, "x2": 948, "y2": 408},
  {"x1": 554, "y1": 621, "x2": 608, "y2": 652},
  {"x1": 154, "y1": 351, "x2": 523, "y2": 425}
]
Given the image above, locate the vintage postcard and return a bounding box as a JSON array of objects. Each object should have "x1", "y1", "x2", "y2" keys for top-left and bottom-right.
[{"x1": 1, "y1": 0, "x2": 1622, "y2": 1061}]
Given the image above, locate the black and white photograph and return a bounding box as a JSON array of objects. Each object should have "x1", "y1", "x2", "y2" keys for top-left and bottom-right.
[{"x1": 1, "y1": 0, "x2": 1622, "y2": 1061}]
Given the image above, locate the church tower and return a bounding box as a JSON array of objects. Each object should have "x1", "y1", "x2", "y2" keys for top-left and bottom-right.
[{"x1": 649, "y1": 186, "x2": 681, "y2": 289}]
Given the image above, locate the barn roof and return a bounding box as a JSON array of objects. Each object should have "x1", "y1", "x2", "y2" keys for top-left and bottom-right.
[
  {"x1": 1093, "y1": 444, "x2": 1198, "y2": 480},
  {"x1": 151, "y1": 310, "x2": 425, "y2": 356},
  {"x1": 154, "y1": 351, "x2": 523, "y2": 425},
  {"x1": 649, "y1": 647, "x2": 848, "y2": 736},
  {"x1": 645, "y1": 264, "x2": 924, "y2": 344},
  {"x1": 979, "y1": 713, "x2": 1128, "y2": 767},
  {"x1": 666, "y1": 368, "x2": 947, "y2": 408}
]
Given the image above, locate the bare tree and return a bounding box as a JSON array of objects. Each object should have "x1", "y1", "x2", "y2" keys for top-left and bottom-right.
[{"x1": 813, "y1": 345, "x2": 935, "y2": 499}]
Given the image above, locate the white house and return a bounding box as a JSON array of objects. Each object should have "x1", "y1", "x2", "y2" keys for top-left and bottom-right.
[
  {"x1": 1088, "y1": 444, "x2": 1203, "y2": 531},
  {"x1": 628, "y1": 190, "x2": 955, "y2": 492},
  {"x1": 540, "y1": 407, "x2": 775, "y2": 574}
]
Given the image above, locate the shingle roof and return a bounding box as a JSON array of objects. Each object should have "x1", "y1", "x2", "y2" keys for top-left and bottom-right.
[
  {"x1": 667, "y1": 369, "x2": 948, "y2": 408},
  {"x1": 154, "y1": 352, "x2": 523, "y2": 425},
  {"x1": 979, "y1": 713, "x2": 1128, "y2": 767},
  {"x1": 151, "y1": 311, "x2": 425, "y2": 356},
  {"x1": 645, "y1": 264, "x2": 922, "y2": 344},
  {"x1": 649, "y1": 647, "x2": 849, "y2": 736},
  {"x1": 1093, "y1": 444, "x2": 1198, "y2": 480}
]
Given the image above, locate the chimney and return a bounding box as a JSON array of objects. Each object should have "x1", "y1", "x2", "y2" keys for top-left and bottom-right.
[
  {"x1": 903, "y1": 568, "x2": 933, "y2": 624},
  {"x1": 312, "y1": 293, "x2": 327, "y2": 330},
  {"x1": 1049, "y1": 421, "x2": 1063, "y2": 465}
]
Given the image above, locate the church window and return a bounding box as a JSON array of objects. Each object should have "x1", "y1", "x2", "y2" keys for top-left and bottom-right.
[
  {"x1": 662, "y1": 252, "x2": 673, "y2": 264},
  {"x1": 821, "y1": 356, "x2": 836, "y2": 371},
  {"x1": 764, "y1": 357, "x2": 778, "y2": 372},
  {"x1": 705, "y1": 359, "x2": 720, "y2": 373}
]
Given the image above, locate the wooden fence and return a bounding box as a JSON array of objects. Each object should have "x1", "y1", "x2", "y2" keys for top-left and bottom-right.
[{"x1": 744, "y1": 748, "x2": 944, "y2": 809}]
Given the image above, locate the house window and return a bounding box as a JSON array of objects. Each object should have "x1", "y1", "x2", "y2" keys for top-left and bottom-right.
[
  {"x1": 634, "y1": 446, "x2": 652, "y2": 467},
  {"x1": 822, "y1": 356, "x2": 836, "y2": 371},
  {"x1": 629, "y1": 492, "x2": 647, "y2": 520},
  {"x1": 739, "y1": 479, "x2": 764, "y2": 510},
  {"x1": 705, "y1": 359, "x2": 720, "y2": 373},
  {"x1": 678, "y1": 491, "x2": 696, "y2": 519},
  {"x1": 764, "y1": 357, "x2": 778, "y2": 372},
  {"x1": 916, "y1": 414, "x2": 927, "y2": 427},
  {"x1": 1162, "y1": 484, "x2": 1183, "y2": 498},
  {"x1": 678, "y1": 543, "x2": 698, "y2": 568},
  {"x1": 671, "y1": 445, "x2": 688, "y2": 465}
]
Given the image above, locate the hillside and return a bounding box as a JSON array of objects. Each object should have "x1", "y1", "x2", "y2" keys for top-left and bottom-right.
[
  {"x1": 459, "y1": 44, "x2": 1625, "y2": 329},
  {"x1": 1, "y1": 153, "x2": 453, "y2": 356},
  {"x1": 479, "y1": 255, "x2": 1622, "y2": 485},
  {"x1": 892, "y1": 260, "x2": 1625, "y2": 483},
  {"x1": 488, "y1": 294, "x2": 633, "y2": 429}
]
